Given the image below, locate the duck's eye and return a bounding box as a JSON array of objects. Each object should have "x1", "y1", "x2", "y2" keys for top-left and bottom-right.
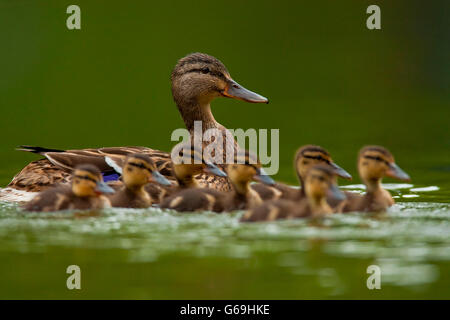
[{"x1": 201, "y1": 67, "x2": 210, "y2": 74}]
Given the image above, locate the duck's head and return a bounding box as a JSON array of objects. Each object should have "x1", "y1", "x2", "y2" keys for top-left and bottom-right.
[
  {"x1": 358, "y1": 146, "x2": 410, "y2": 183},
  {"x1": 304, "y1": 165, "x2": 345, "y2": 203},
  {"x1": 122, "y1": 153, "x2": 171, "y2": 189},
  {"x1": 295, "y1": 145, "x2": 352, "y2": 184},
  {"x1": 171, "y1": 142, "x2": 227, "y2": 185},
  {"x1": 226, "y1": 150, "x2": 275, "y2": 187},
  {"x1": 171, "y1": 53, "x2": 268, "y2": 111},
  {"x1": 72, "y1": 164, "x2": 115, "y2": 197}
]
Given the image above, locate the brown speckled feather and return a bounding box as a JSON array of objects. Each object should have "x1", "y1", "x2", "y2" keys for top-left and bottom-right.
[
  {"x1": 8, "y1": 146, "x2": 231, "y2": 193},
  {"x1": 8, "y1": 159, "x2": 72, "y2": 192}
]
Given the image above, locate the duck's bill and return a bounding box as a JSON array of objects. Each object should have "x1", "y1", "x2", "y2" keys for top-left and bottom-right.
[
  {"x1": 329, "y1": 184, "x2": 346, "y2": 201},
  {"x1": 387, "y1": 163, "x2": 410, "y2": 181},
  {"x1": 151, "y1": 171, "x2": 172, "y2": 186},
  {"x1": 222, "y1": 79, "x2": 268, "y2": 104},
  {"x1": 95, "y1": 181, "x2": 115, "y2": 194},
  {"x1": 254, "y1": 168, "x2": 276, "y2": 185},
  {"x1": 330, "y1": 162, "x2": 352, "y2": 180},
  {"x1": 204, "y1": 163, "x2": 227, "y2": 177}
]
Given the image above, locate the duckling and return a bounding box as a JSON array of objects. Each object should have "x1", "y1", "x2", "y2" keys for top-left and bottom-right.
[
  {"x1": 342, "y1": 146, "x2": 410, "y2": 213},
  {"x1": 6, "y1": 53, "x2": 268, "y2": 198},
  {"x1": 160, "y1": 150, "x2": 275, "y2": 212},
  {"x1": 251, "y1": 145, "x2": 351, "y2": 201},
  {"x1": 241, "y1": 165, "x2": 346, "y2": 222},
  {"x1": 22, "y1": 164, "x2": 114, "y2": 212},
  {"x1": 107, "y1": 154, "x2": 171, "y2": 208},
  {"x1": 141, "y1": 142, "x2": 227, "y2": 202}
]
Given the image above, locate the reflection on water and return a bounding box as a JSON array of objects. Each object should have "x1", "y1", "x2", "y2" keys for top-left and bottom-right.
[{"x1": 0, "y1": 184, "x2": 449, "y2": 299}]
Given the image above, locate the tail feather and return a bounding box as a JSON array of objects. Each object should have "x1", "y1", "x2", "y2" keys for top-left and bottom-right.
[{"x1": 16, "y1": 145, "x2": 66, "y2": 155}]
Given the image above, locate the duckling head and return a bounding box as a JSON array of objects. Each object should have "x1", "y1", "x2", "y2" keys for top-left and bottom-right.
[
  {"x1": 171, "y1": 53, "x2": 268, "y2": 126},
  {"x1": 358, "y1": 146, "x2": 410, "y2": 184},
  {"x1": 226, "y1": 150, "x2": 275, "y2": 188},
  {"x1": 122, "y1": 153, "x2": 171, "y2": 189},
  {"x1": 295, "y1": 145, "x2": 352, "y2": 184},
  {"x1": 304, "y1": 165, "x2": 345, "y2": 203},
  {"x1": 72, "y1": 164, "x2": 114, "y2": 197},
  {"x1": 171, "y1": 142, "x2": 227, "y2": 186}
]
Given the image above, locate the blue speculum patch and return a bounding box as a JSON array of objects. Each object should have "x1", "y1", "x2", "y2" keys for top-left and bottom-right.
[{"x1": 102, "y1": 172, "x2": 120, "y2": 182}]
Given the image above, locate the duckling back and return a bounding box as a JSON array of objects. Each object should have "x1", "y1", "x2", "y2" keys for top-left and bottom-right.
[
  {"x1": 240, "y1": 199, "x2": 307, "y2": 222},
  {"x1": 23, "y1": 186, "x2": 110, "y2": 212},
  {"x1": 160, "y1": 188, "x2": 224, "y2": 213},
  {"x1": 342, "y1": 190, "x2": 393, "y2": 213},
  {"x1": 251, "y1": 182, "x2": 300, "y2": 201}
]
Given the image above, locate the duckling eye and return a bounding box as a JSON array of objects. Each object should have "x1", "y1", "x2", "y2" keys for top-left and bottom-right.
[
  {"x1": 201, "y1": 67, "x2": 210, "y2": 74},
  {"x1": 128, "y1": 162, "x2": 148, "y2": 170},
  {"x1": 74, "y1": 174, "x2": 97, "y2": 183}
]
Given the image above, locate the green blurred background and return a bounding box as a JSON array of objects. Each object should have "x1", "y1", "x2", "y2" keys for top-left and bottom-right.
[{"x1": 0, "y1": 0, "x2": 449, "y2": 300}]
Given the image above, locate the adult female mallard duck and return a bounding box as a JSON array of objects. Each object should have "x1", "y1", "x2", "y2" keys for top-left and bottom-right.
[
  {"x1": 241, "y1": 165, "x2": 346, "y2": 222},
  {"x1": 107, "y1": 154, "x2": 171, "y2": 208},
  {"x1": 251, "y1": 145, "x2": 352, "y2": 201},
  {"x1": 22, "y1": 164, "x2": 114, "y2": 212},
  {"x1": 2, "y1": 53, "x2": 268, "y2": 200},
  {"x1": 342, "y1": 146, "x2": 410, "y2": 213},
  {"x1": 160, "y1": 150, "x2": 275, "y2": 213}
]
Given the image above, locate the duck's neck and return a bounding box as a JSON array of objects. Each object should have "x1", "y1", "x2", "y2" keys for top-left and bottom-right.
[
  {"x1": 178, "y1": 100, "x2": 220, "y2": 132},
  {"x1": 176, "y1": 174, "x2": 200, "y2": 189},
  {"x1": 365, "y1": 178, "x2": 383, "y2": 194},
  {"x1": 308, "y1": 196, "x2": 332, "y2": 216},
  {"x1": 233, "y1": 180, "x2": 263, "y2": 207},
  {"x1": 126, "y1": 185, "x2": 146, "y2": 196},
  {"x1": 298, "y1": 176, "x2": 306, "y2": 196},
  {"x1": 232, "y1": 179, "x2": 250, "y2": 196}
]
